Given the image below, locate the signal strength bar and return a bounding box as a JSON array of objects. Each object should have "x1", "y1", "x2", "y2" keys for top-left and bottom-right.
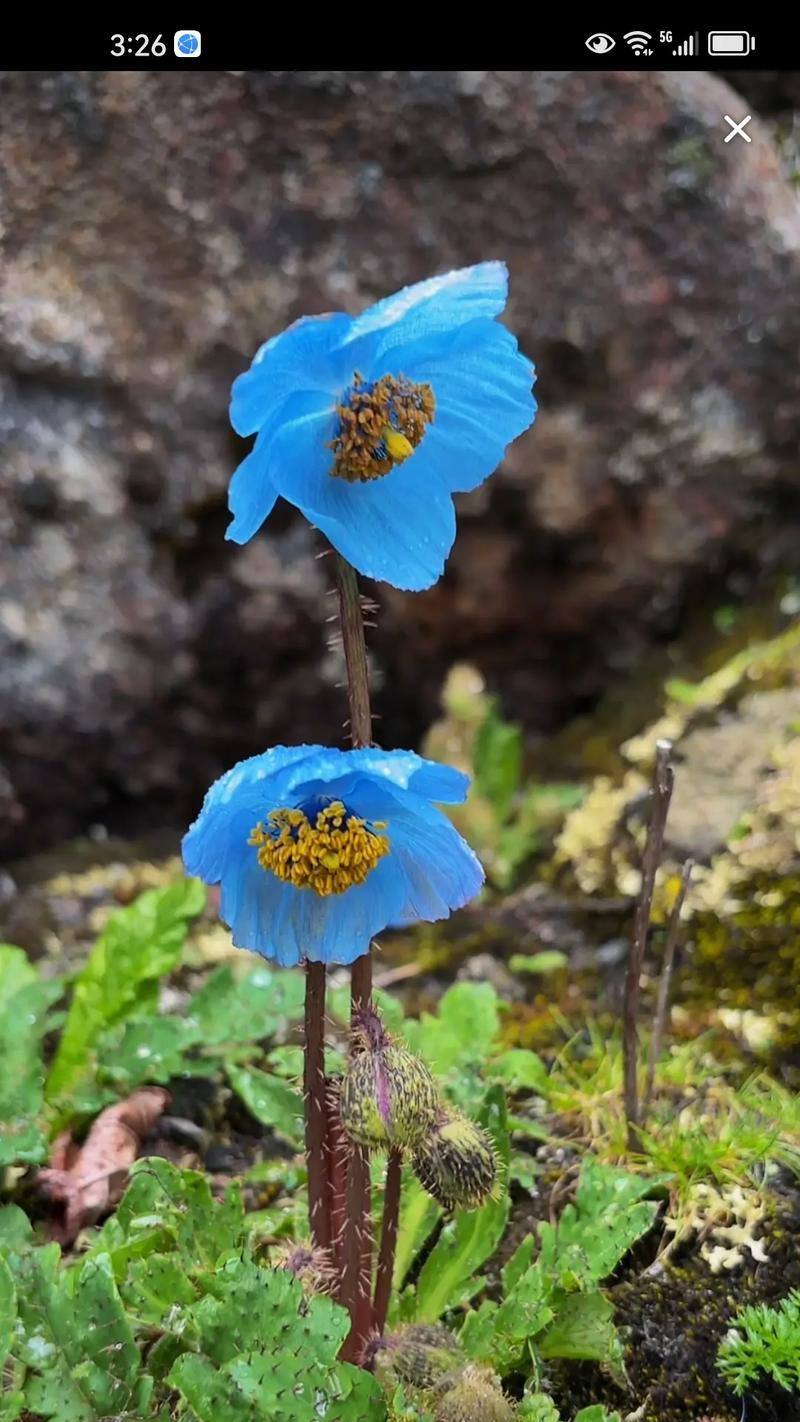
[{"x1": 672, "y1": 33, "x2": 699, "y2": 55}]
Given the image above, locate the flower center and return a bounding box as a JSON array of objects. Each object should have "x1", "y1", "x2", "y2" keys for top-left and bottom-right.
[
  {"x1": 249, "y1": 797, "x2": 390, "y2": 896},
  {"x1": 330, "y1": 372, "x2": 435, "y2": 483}
]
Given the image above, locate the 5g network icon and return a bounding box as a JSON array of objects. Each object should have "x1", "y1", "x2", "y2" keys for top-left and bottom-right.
[{"x1": 174, "y1": 30, "x2": 201, "y2": 56}]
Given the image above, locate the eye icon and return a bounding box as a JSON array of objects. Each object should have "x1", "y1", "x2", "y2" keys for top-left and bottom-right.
[{"x1": 585, "y1": 32, "x2": 616, "y2": 53}]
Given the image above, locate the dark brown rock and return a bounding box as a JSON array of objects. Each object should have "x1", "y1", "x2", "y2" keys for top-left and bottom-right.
[{"x1": 2, "y1": 70, "x2": 800, "y2": 854}]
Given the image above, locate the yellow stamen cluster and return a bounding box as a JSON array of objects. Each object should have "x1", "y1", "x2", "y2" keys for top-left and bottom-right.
[
  {"x1": 250, "y1": 800, "x2": 389, "y2": 897},
  {"x1": 330, "y1": 372, "x2": 435, "y2": 483}
]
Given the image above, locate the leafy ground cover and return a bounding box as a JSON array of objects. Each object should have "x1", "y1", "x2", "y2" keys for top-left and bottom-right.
[{"x1": 2, "y1": 876, "x2": 800, "y2": 1420}]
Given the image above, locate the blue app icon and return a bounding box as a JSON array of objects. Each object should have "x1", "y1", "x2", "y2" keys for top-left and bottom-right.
[{"x1": 174, "y1": 30, "x2": 201, "y2": 57}]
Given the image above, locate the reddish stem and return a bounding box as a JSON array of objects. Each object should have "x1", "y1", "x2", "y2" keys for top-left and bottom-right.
[
  {"x1": 304, "y1": 961, "x2": 331, "y2": 1251},
  {"x1": 335, "y1": 553, "x2": 377, "y2": 1360},
  {"x1": 373, "y1": 1147, "x2": 402, "y2": 1335}
]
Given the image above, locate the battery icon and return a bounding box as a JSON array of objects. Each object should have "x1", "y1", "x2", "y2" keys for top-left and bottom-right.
[{"x1": 708, "y1": 30, "x2": 754, "y2": 55}]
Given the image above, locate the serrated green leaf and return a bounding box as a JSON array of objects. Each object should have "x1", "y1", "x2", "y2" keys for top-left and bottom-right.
[
  {"x1": 122, "y1": 1251, "x2": 198, "y2": 1325},
  {"x1": 95, "y1": 1158, "x2": 245, "y2": 1277},
  {"x1": 46, "y1": 877, "x2": 205, "y2": 1107},
  {"x1": 538, "y1": 1290, "x2": 618, "y2": 1362},
  {"x1": 12, "y1": 1244, "x2": 148, "y2": 1420},
  {"x1": 227, "y1": 1063, "x2": 303, "y2": 1143},
  {"x1": 538, "y1": 1159, "x2": 659, "y2": 1288},
  {"x1": 168, "y1": 1259, "x2": 377, "y2": 1422},
  {"x1": 168, "y1": 1352, "x2": 255, "y2": 1422},
  {"x1": 413, "y1": 1086, "x2": 509, "y2": 1323},
  {"x1": 574, "y1": 1407, "x2": 623, "y2": 1422}
]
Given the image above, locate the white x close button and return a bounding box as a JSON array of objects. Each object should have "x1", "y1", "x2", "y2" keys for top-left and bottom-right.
[{"x1": 723, "y1": 114, "x2": 752, "y2": 143}]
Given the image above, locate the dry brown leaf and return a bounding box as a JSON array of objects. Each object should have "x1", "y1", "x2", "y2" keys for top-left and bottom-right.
[{"x1": 38, "y1": 1086, "x2": 170, "y2": 1244}]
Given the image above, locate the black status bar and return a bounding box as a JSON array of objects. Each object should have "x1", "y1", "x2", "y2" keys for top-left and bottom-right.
[{"x1": 0, "y1": 24, "x2": 794, "y2": 70}]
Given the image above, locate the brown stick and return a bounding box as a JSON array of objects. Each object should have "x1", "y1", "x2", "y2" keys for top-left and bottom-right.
[
  {"x1": 334, "y1": 552, "x2": 376, "y2": 1361},
  {"x1": 373, "y1": 1147, "x2": 402, "y2": 1335},
  {"x1": 304, "y1": 961, "x2": 331, "y2": 1251},
  {"x1": 644, "y1": 858, "x2": 694, "y2": 1113},
  {"x1": 623, "y1": 739, "x2": 675, "y2": 1150}
]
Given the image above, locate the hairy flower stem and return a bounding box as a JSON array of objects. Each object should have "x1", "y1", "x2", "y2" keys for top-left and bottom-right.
[
  {"x1": 335, "y1": 552, "x2": 377, "y2": 1360},
  {"x1": 623, "y1": 739, "x2": 674, "y2": 1150},
  {"x1": 373, "y1": 1147, "x2": 402, "y2": 1335},
  {"x1": 304, "y1": 961, "x2": 331, "y2": 1251}
]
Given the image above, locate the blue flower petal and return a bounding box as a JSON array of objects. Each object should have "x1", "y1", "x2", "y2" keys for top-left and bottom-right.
[
  {"x1": 182, "y1": 744, "x2": 483, "y2": 966},
  {"x1": 225, "y1": 427, "x2": 279, "y2": 544},
  {"x1": 230, "y1": 312, "x2": 353, "y2": 438},
  {"x1": 182, "y1": 744, "x2": 324, "y2": 883},
  {"x1": 343, "y1": 778, "x2": 485, "y2": 924},
  {"x1": 346, "y1": 262, "x2": 508, "y2": 356},
  {"x1": 257, "y1": 392, "x2": 457, "y2": 590},
  {"x1": 377, "y1": 318, "x2": 537, "y2": 493},
  {"x1": 226, "y1": 391, "x2": 337, "y2": 546}
]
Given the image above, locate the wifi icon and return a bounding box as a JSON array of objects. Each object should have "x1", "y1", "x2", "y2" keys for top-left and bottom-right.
[{"x1": 624, "y1": 29, "x2": 653, "y2": 54}]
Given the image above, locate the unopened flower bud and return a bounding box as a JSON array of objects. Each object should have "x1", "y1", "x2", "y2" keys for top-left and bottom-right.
[
  {"x1": 367, "y1": 1323, "x2": 464, "y2": 1391},
  {"x1": 271, "y1": 1243, "x2": 336, "y2": 1298},
  {"x1": 340, "y1": 1005, "x2": 439, "y2": 1150},
  {"x1": 433, "y1": 1364, "x2": 515, "y2": 1422},
  {"x1": 412, "y1": 1106, "x2": 498, "y2": 1211}
]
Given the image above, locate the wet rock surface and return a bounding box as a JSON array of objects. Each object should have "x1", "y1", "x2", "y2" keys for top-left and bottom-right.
[{"x1": 3, "y1": 69, "x2": 800, "y2": 853}]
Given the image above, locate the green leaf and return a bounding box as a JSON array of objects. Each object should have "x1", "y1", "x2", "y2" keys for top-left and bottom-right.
[
  {"x1": 227, "y1": 1063, "x2": 303, "y2": 1144},
  {"x1": 473, "y1": 704, "x2": 523, "y2": 821},
  {"x1": 392, "y1": 1171, "x2": 443, "y2": 1310},
  {"x1": 502, "y1": 1235, "x2": 535, "y2": 1294},
  {"x1": 0, "y1": 945, "x2": 38, "y2": 1008},
  {"x1": 46, "y1": 877, "x2": 205, "y2": 1106},
  {"x1": 0, "y1": 953, "x2": 63, "y2": 1165},
  {"x1": 0, "y1": 1206, "x2": 33, "y2": 1255},
  {"x1": 96, "y1": 1158, "x2": 245, "y2": 1274},
  {"x1": 538, "y1": 1159, "x2": 659, "y2": 1287},
  {"x1": 538, "y1": 1290, "x2": 619, "y2": 1363},
  {"x1": 488, "y1": 1049, "x2": 550, "y2": 1094},
  {"x1": 0, "y1": 1256, "x2": 16, "y2": 1371},
  {"x1": 167, "y1": 1258, "x2": 383, "y2": 1422},
  {"x1": 99, "y1": 1013, "x2": 200, "y2": 1089},
  {"x1": 574, "y1": 1408, "x2": 623, "y2": 1422},
  {"x1": 187, "y1": 963, "x2": 305, "y2": 1048},
  {"x1": 509, "y1": 952, "x2": 568, "y2": 975},
  {"x1": 518, "y1": 1395, "x2": 562, "y2": 1422},
  {"x1": 12, "y1": 1244, "x2": 148, "y2": 1421},
  {"x1": 123, "y1": 1252, "x2": 198, "y2": 1325},
  {"x1": 413, "y1": 1086, "x2": 509, "y2": 1323},
  {"x1": 404, "y1": 983, "x2": 500, "y2": 1077}
]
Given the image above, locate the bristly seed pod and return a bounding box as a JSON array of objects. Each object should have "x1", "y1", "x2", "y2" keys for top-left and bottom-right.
[
  {"x1": 412, "y1": 1105, "x2": 498, "y2": 1211},
  {"x1": 271, "y1": 1243, "x2": 337, "y2": 1298},
  {"x1": 366, "y1": 1323, "x2": 464, "y2": 1391},
  {"x1": 340, "y1": 1005, "x2": 439, "y2": 1150},
  {"x1": 432, "y1": 1363, "x2": 515, "y2": 1422}
]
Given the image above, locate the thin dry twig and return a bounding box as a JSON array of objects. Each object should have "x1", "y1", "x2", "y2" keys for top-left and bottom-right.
[
  {"x1": 623, "y1": 739, "x2": 675, "y2": 1150},
  {"x1": 644, "y1": 857, "x2": 694, "y2": 1113}
]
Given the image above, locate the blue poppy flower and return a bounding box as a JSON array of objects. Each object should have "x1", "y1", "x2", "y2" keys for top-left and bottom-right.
[
  {"x1": 182, "y1": 745, "x2": 484, "y2": 966},
  {"x1": 226, "y1": 262, "x2": 537, "y2": 590}
]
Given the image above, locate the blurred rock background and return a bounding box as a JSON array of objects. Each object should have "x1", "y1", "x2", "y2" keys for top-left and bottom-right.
[{"x1": 2, "y1": 68, "x2": 799, "y2": 856}]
